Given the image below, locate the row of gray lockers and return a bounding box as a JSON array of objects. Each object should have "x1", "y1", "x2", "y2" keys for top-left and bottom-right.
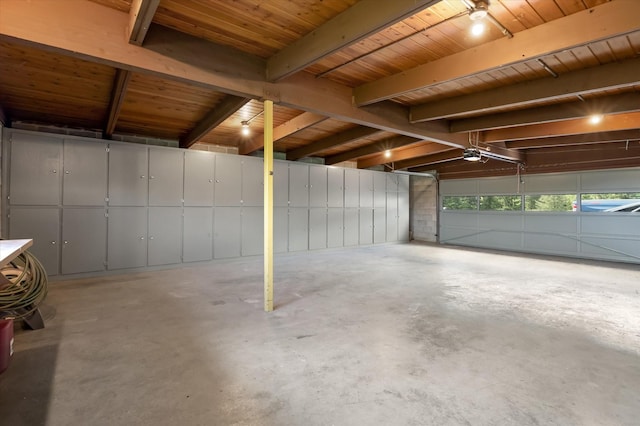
[
  {"x1": 8, "y1": 205, "x2": 409, "y2": 276},
  {"x1": 7, "y1": 132, "x2": 409, "y2": 208}
]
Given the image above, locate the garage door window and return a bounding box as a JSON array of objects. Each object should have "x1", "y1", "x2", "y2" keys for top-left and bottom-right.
[
  {"x1": 524, "y1": 194, "x2": 575, "y2": 212},
  {"x1": 580, "y1": 193, "x2": 640, "y2": 212},
  {"x1": 442, "y1": 196, "x2": 477, "y2": 210},
  {"x1": 479, "y1": 195, "x2": 522, "y2": 211}
]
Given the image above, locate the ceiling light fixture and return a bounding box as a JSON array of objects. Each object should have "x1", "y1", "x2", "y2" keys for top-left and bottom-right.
[
  {"x1": 463, "y1": 148, "x2": 482, "y2": 162},
  {"x1": 384, "y1": 150, "x2": 392, "y2": 158},
  {"x1": 241, "y1": 121, "x2": 250, "y2": 136},
  {"x1": 589, "y1": 114, "x2": 603, "y2": 125},
  {"x1": 468, "y1": 0, "x2": 489, "y2": 21},
  {"x1": 471, "y1": 22, "x2": 485, "y2": 36}
]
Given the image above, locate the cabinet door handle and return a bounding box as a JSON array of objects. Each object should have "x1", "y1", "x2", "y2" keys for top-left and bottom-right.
[
  {"x1": 63, "y1": 241, "x2": 68, "y2": 244},
  {"x1": 65, "y1": 170, "x2": 70, "y2": 174},
  {"x1": 150, "y1": 176, "x2": 155, "y2": 179},
  {"x1": 51, "y1": 241, "x2": 56, "y2": 245},
  {"x1": 140, "y1": 175, "x2": 145, "y2": 179},
  {"x1": 149, "y1": 236, "x2": 154, "y2": 240},
  {"x1": 140, "y1": 236, "x2": 145, "y2": 240}
]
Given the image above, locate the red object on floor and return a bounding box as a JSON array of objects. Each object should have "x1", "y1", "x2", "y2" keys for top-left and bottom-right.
[{"x1": 0, "y1": 319, "x2": 14, "y2": 375}]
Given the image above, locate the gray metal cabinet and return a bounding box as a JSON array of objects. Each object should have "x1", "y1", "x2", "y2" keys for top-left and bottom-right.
[
  {"x1": 215, "y1": 155, "x2": 242, "y2": 206},
  {"x1": 386, "y1": 173, "x2": 399, "y2": 192},
  {"x1": 148, "y1": 207, "x2": 182, "y2": 266},
  {"x1": 107, "y1": 207, "x2": 148, "y2": 269},
  {"x1": 183, "y1": 207, "x2": 213, "y2": 262},
  {"x1": 63, "y1": 139, "x2": 107, "y2": 206},
  {"x1": 344, "y1": 169, "x2": 359, "y2": 208},
  {"x1": 274, "y1": 161, "x2": 289, "y2": 207},
  {"x1": 9, "y1": 133, "x2": 62, "y2": 205},
  {"x1": 309, "y1": 208, "x2": 327, "y2": 250},
  {"x1": 9, "y1": 208, "x2": 60, "y2": 275},
  {"x1": 241, "y1": 207, "x2": 263, "y2": 256},
  {"x1": 214, "y1": 207, "x2": 241, "y2": 258},
  {"x1": 61, "y1": 208, "x2": 106, "y2": 274},
  {"x1": 149, "y1": 148, "x2": 184, "y2": 206},
  {"x1": 398, "y1": 174, "x2": 410, "y2": 193},
  {"x1": 373, "y1": 208, "x2": 386, "y2": 244},
  {"x1": 242, "y1": 157, "x2": 264, "y2": 207},
  {"x1": 108, "y1": 144, "x2": 148, "y2": 206},
  {"x1": 327, "y1": 208, "x2": 343, "y2": 248},
  {"x1": 343, "y1": 208, "x2": 359, "y2": 246},
  {"x1": 359, "y1": 170, "x2": 374, "y2": 208},
  {"x1": 184, "y1": 151, "x2": 214, "y2": 206},
  {"x1": 309, "y1": 166, "x2": 328, "y2": 207},
  {"x1": 289, "y1": 163, "x2": 309, "y2": 207},
  {"x1": 398, "y1": 192, "x2": 410, "y2": 241},
  {"x1": 373, "y1": 172, "x2": 387, "y2": 209},
  {"x1": 386, "y1": 192, "x2": 398, "y2": 242},
  {"x1": 274, "y1": 207, "x2": 288, "y2": 253},
  {"x1": 327, "y1": 167, "x2": 344, "y2": 208},
  {"x1": 359, "y1": 208, "x2": 373, "y2": 245},
  {"x1": 288, "y1": 208, "x2": 308, "y2": 251}
]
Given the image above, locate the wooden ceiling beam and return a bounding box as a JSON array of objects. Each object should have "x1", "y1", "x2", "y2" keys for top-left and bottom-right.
[
  {"x1": 104, "y1": 69, "x2": 132, "y2": 138},
  {"x1": 483, "y1": 111, "x2": 640, "y2": 143},
  {"x1": 450, "y1": 93, "x2": 640, "y2": 132},
  {"x1": 0, "y1": 105, "x2": 9, "y2": 126},
  {"x1": 240, "y1": 112, "x2": 327, "y2": 155},
  {"x1": 267, "y1": 0, "x2": 440, "y2": 81},
  {"x1": 357, "y1": 141, "x2": 444, "y2": 169},
  {"x1": 0, "y1": 0, "x2": 466, "y2": 147},
  {"x1": 506, "y1": 130, "x2": 640, "y2": 149},
  {"x1": 287, "y1": 126, "x2": 381, "y2": 161},
  {"x1": 325, "y1": 135, "x2": 419, "y2": 165},
  {"x1": 180, "y1": 95, "x2": 251, "y2": 149},
  {"x1": 354, "y1": 1, "x2": 640, "y2": 106},
  {"x1": 411, "y1": 57, "x2": 640, "y2": 123},
  {"x1": 128, "y1": 0, "x2": 160, "y2": 46},
  {"x1": 393, "y1": 149, "x2": 462, "y2": 170}
]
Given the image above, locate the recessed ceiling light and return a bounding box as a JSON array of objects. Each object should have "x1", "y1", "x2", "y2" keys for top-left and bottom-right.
[{"x1": 589, "y1": 114, "x2": 603, "y2": 125}]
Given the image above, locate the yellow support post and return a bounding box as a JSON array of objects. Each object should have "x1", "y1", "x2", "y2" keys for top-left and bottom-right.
[{"x1": 263, "y1": 100, "x2": 274, "y2": 312}]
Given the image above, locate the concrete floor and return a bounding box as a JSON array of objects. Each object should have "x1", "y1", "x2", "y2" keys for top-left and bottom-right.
[{"x1": 1, "y1": 242, "x2": 639, "y2": 425}]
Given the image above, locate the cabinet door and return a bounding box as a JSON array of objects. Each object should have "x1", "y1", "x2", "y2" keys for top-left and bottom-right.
[
  {"x1": 327, "y1": 167, "x2": 344, "y2": 208},
  {"x1": 359, "y1": 170, "x2": 374, "y2": 208},
  {"x1": 309, "y1": 166, "x2": 328, "y2": 207},
  {"x1": 183, "y1": 207, "x2": 213, "y2": 262},
  {"x1": 386, "y1": 192, "x2": 398, "y2": 242},
  {"x1": 343, "y1": 208, "x2": 359, "y2": 246},
  {"x1": 108, "y1": 144, "x2": 148, "y2": 206},
  {"x1": 149, "y1": 148, "x2": 184, "y2": 206},
  {"x1": 344, "y1": 169, "x2": 359, "y2": 208},
  {"x1": 359, "y1": 208, "x2": 373, "y2": 245},
  {"x1": 309, "y1": 208, "x2": 327, "y2": 250},
  {"x1": 9, "y1": 208, "x2": 60, "y2": 275},
  {"x1": 241, "y1": 207, "x2": 263, "y2": 256},
  {"x1": 148, "y1": 207, "x2": 182, "y2": 266},
  {"x1": 288, "y1": 208, "x2": 308, "y2": 252},
  {"x1": 398, "y1": 174, "x2": 410, "y2": 193},
  {"x1": 274, "y1": 207, "x2": 288, "y2": 253},
  {"x1": 214, "y1": 155, "x2": 242, "y2": 206},
  {"x1": 398, "y1": 191, "x2": 410, "y2": 241},
  {"x1": 327, "y1": 208, "x2": 343, "y2": 248},
  {"x1": 10, "y1": 133, "x2": 62, "y2": 205},
  {"x1": 373, "y1": 172, "x2": 387, "y2": 209},
  {"x1": 386, "y1": 174, "x2": 399, "y2": 192},
  {"x1": 373, "y1": 208, "x2": 386, "y2": 244},
  {"x1": 62, "y1": 208, "x2": 106, "y2": 274},
  {"x1": 214, "y1": 207, "x2": 241, "y2": 258},
  {"x1": 184, "y1": 151, "x2": 214, "y2": 206},
  {"x1": 242, "y1": 157, "x2": 264, "y2": 207},
  {"x1": 108, "y1": 207, "x2": 147, "y2": 269},
  {"x1": 274, "y1": 161, "x2": 289, "y2": 207},
  {"x1": 63, "y1": 139, "x2": 107, "y2": 206},
  {"x1": 289, "y1": 163, "x2": 309, "y2": 207}
]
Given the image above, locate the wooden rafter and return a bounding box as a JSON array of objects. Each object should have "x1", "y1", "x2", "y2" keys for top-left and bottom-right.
[
  {"x1": 392, "y1": 149, "x2": 463, "y2": 170},
  {"x1": 267, "y1": 0, "x2": 440, "y2": 81},
  {"x1": 0, "y1": 0, "x2": 467, "y2": 147},
  {"x1": 354, "y1": 1, "x2": 640, "y2": 106},
  {"x1": 358, "y1": 142, "x2": 449, "y2": 169},
  {"x1": 506, "y1": 130, "x2": 640, "y2": 150},
  {"x1": 181, "y1": 96, "x2": 250, "y2": 149},
  {"x1": 411, "y1": 57, "x2": 640, "y2": 123},
  {"x1": 128, "y1": 0, "x2": 160, "y2": 46},
  {"x1": 286, "y1": 126, "x2": 381, "y2": 161},
  {"x1": 104, "y1": 69, "x2": 132, "y2": 138},
  {"x1": 324, "y1": 135, "x2": 418, "y2": 165},
  {"x1": 240, "y1": 112, "x2": 327, "y2": 155},
  {"x1": 450, "y1": 93, "x2": 640, "y2": 133}
]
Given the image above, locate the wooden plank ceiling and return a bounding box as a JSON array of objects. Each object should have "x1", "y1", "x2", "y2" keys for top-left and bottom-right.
[{"x1": 0, "y1": 0, "x2": 639, "y2": 178}]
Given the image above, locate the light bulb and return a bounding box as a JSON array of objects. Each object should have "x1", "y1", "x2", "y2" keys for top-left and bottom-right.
[
  {"x1": 241, "y1": 121, "x2": 250, "y2": 136},
  {"x1": 384, "y1": 150, "x2": 391, "y2": 158},
  {"x1": 471, "y1": 22, "x2": 485, "y2": 36},
  {"x1": 589, "y1": 114, "x2": 603, "y2": 125}
]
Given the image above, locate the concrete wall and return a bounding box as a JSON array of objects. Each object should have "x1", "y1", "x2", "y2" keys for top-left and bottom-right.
[{"x1": 410, "y1": 175, "x2": 438, "y2": 242}]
